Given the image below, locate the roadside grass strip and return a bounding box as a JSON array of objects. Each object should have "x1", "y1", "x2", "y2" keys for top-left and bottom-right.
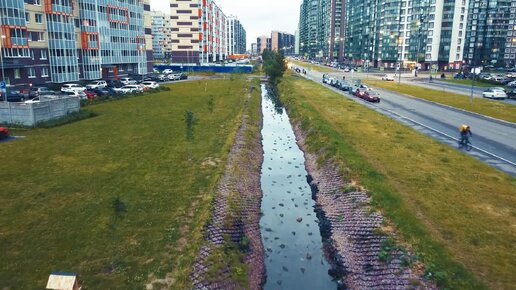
[
  {"x1": 289, "y1": 59, "x2": 338, "y2": 73},
  {"x1": 0, "y1": 78, "x2": 251, "y2": 289},
  {"x1": 281, "y1": 74, "x2": 516, "y2": 290},
  {"x1": 441, "y1": 78, "x2": 498, "y2": 88},
  {"x1": 362, "y1": 79, "x2": 516, "y2": 123}
]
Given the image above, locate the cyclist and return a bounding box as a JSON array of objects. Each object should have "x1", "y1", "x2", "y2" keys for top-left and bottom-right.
[{"x1": 459, "y1": 124, "x2": 472, "y2": 145}]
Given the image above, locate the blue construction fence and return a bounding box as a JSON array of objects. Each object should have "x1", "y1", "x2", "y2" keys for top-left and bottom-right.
[{"x1": 154, "y1": 64, "x2": 254, "y2": 74}]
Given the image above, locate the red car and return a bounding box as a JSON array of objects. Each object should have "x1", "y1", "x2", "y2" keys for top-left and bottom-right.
[
  {"x1": 354, "y1": 88, "x2": 368, "y2": 98},
  {"x1": 84, "y1": 89, "x2": 98, "y2": 100},
  {"x1": 361, "y1": 90, "x2": 381, "y2": 103},
  {"x1": 0, "y1": 127, "x2": 9, "y2": 139}
]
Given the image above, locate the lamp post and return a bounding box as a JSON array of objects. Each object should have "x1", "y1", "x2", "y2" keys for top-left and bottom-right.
[
  {"x1": 397, "y1": 35, "x2": 403, "y2": 85},
  {"x1": 1, "y1": 33, "x2": 6, "y2": 102}
]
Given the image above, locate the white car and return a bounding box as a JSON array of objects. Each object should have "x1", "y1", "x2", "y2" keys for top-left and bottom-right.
[
  {"x1": 114, "y1": 85, "x2": 143, "y2": 94},
  {"x1": 61, "y1": 83, "x2": 86, "y2": 93},
  {"x1": 120, "y1": 78, "x2": 137, "y2": 85},
  {"x1": 86, "y1": 80, "x2": 107, "y2": 89},
  {"x1": 162, "y1": 69, "x2": 173, "y2": 74},
  {"x1": 507, "y1": 80, "x2": 516, "y2": 87},
  {"x1": 482, "y1": 88, "x2": 507, "y2": 99},
  {"x1": 167, "y1": 73, "x2": 181, "y2": 81},
  {"x1": 65, "y1": 91, "x2": 88, "y2": 99},
  {"x1": 381, "y1": 74, "x2": 394, "y2": 81},
  {"x1": 141, "y1": 81, "x2": 160, "y2": 89},
  {"x1": 24, "y1": 97, "x2": 42, "y2": 104}
]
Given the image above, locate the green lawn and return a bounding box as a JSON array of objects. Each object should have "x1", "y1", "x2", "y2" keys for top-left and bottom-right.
[
  {"x1": 0, "y1": 78, "x2": 256, "y2": 289},
  {"x1": 441, "y1": 78, "x2": 496, "y2": 88},
  {"x1": 289, "y1": 59, "x2": 337, "y2": 73},
  {"x1": 363, "y1": 79, "x2": 516, "y2": 123},
  {"x1": 281, "y1": 73, "x2": 516, "y2": 289}
]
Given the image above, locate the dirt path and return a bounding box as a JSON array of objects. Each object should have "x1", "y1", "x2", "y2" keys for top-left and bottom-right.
[{"x1": 190, "y1": 81, "x2": 265, "y2": 290}]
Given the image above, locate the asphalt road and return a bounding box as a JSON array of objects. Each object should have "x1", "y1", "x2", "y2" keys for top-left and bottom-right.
[{"x1": 291, "y1": 64, "x2": 516, "y2": 176}]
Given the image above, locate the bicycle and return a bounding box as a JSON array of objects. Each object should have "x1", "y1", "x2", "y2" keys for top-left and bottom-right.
[{"x1": 458, "y1": 138, "x2": 473, "y2": 151}]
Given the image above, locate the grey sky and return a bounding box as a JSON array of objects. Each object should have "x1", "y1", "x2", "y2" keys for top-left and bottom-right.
[{"x1": 150, "y1": 0, "x2": 301, "y2": 49}]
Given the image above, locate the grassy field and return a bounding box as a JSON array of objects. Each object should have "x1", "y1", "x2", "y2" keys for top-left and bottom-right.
[
  {"x1": 281, "y1": 73, "x2": 516, "y2": 289},
  {"x1": 0, "y1": 78, "x2": 256, "y2": 289},
  {"x1": 289, "y1": 59, "x2": 337, "y2": 73},
  {"x1": 363, "y1": 79, "x2": 516, "y2": 123},
  {"x1": 441, "y1": 78, "x2": 497, "y2": 88}
]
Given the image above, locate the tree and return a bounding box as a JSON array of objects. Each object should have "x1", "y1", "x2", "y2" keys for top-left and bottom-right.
[{"x1": 262, "y1": 49, "x2": 287, "y2": 86}]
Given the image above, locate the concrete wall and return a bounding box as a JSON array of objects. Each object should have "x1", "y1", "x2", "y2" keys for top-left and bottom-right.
[{"x1": 0, "y1": 97, "x2": 80, "y2": 126}]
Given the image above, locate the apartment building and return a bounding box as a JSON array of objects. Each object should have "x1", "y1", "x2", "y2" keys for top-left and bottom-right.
[
  {"x1": 344, "y1": 0, "x2": 468, "y2": 70},
  {"x1": 227, "y1": 16, "x2": 246, "y2": 56},
  {"x1": 152, "y1": 11, "x2": 166, "y2": 60},
  {"x1": 298, "y1": 0, "x2": 345, "y2": 62},
  {"x1": 465, "y1": 0, "x2": 512, "y2": 68},
  {"x1": 0, "y1": 0, "x2": 153, "y2": 86},
  {"x1": 271, "y1": 31, "x2": 295, "y2": 55},
  {"x1": 168, "y1": 0, "x2": 227, "y2": 64},
  {"x1": 256, "y1": 35, "x2": 271, "y2": 54},
  {"x1": 505, "y1": 1, "x2": 516, "y2": 67}
]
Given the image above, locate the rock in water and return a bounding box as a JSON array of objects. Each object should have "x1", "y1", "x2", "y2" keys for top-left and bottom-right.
[{"x1": 297, "y1": 217, "x2": 303, "y2": 222}]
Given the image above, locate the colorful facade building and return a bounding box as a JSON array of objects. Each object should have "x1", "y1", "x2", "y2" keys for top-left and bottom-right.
[
  {"x1": 0, "y1": 0, "x2": 153, "y2": 86},
  {"x1": 168, "y1": 0, "x2": 228, "y2": 64}
]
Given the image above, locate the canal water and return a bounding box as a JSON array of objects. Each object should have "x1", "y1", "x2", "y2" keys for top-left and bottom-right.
[{"x1": 259, "y1": 85, "x2": 336, "y2": 290}]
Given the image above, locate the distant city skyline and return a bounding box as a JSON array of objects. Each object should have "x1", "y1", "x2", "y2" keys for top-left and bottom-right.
[{"x1": 150, "y1": 0, "x2": 301, "y2": 49}]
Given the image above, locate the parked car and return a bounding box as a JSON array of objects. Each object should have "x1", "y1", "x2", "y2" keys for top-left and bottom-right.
[
  {"x1": 162, "y1": 69, "x2": 173, "y2": 74},
  {"x1": 84, "y1": 89, "x2": 98, "y2": 99},
  {"x1": 114, "y1": 85, "x2": 143, "y2": 94},
  {"x1": 153, "y1": 68, "x2": 160, "y2": 73},
  {"x1": 61, "y1": 83, "x2": 86, "y2": 93},
  {"x1": 343, "y1": 67, "x2": 350, "y2": 72},
  {"x1": 141, "y1": 81, "x2": 160, "y2": 89},
  {"x1": 339, "y1": 81, "x2": 351, "y2": 91},
  {"x1": 361, "y1": 90, "x2": 381, "y2": 103},
  {"x1": 381, "y1": 74, "x2": 394, "y2": 81},
  {"x1": 482, "y1": 88, "x2": 507, "y2": 99},
  {"x1": 0, "y1": 127, "x2": 9, "y2": 140},
  {"x1": 167, "y1": 73, "x2": 182, "y2": 81},
  {"x1": 353, "y1": 88, "x2": 368, "y2": 98},
  {"x1": 507, "y1": 80, "x2": 516, "y2": 87},
  {"x1": 179, "y1": 73, "x2": 188, "y2": 80},
  {"x1": 24, "y1": 96, "x2": 42, "y2": 103},
  {"x1": 30, "y1": 86, "x2": 53, "y2": 97},
  {"x1": 120, "y1": 78, "x2": 137, "y2": 85},
  {"x1": 0, "y1": 87, "x2": 26, "y2": 102},
  {"x1": 86, "y1": 80, "x2": 107, "y2": 90},
  {"x1": 106, "y1": 79, "x2": 124, "y2": 88},
  {"x1": 507, "y1": 89, "x2": 516, "y2": 99},
  {"x1": 65, "y1": 91, "x2": 88, "y2": 99}
]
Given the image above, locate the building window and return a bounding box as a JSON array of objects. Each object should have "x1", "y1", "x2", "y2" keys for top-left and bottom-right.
[
  {"x1": 25, "y1": 13, "x2": 30, "y2": 22},
  {"x1": 40, "y1": 50, "x2": 47, "y2": 59},
  {"x1": 35, "y1": 14, "x2": 43, "y2": 23},
  {"x1": 28, "y1": 68, "x2": 36, "y2": 78},
  {"x1": 41, "y1": 67, "x2": 49, "y2": 77},
  {"x1": 14, "y1": 69, "x2": 21, "y2": 79},
  {"x1": 34, "y1": 0, "x2": 41, "y2": 5}
]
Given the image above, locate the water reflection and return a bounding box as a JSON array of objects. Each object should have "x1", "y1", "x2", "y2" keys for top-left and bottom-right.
[{"x1": 259, "y1": 84, "x2": 336, "y2": 290}]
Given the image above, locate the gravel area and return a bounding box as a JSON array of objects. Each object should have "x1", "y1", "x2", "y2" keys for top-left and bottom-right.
[
  {"x1": 294, "y1": 123, "x2": 438, "y2": 290},
  {"x1": 190, "y1": 87, "x2": 265, "y2": 290}
]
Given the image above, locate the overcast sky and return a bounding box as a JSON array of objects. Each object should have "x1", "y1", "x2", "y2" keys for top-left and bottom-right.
[{"x1": 150, "y1": 0, "x2": 301, "y2": 48}]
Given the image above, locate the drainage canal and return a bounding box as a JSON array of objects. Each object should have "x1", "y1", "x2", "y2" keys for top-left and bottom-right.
[{"x1": 259, "y1": 84, "x2": 337, "y2": 289}]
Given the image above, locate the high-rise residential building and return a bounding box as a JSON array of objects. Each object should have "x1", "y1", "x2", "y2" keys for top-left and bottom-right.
[
  {"x1": 505, "y1": 2, "x2": 516, "y2": 67},
  {"x1": 271, "y1": 31, "x2": 295, "y2": 55},
  {"x1": 151, "y1": 11, "x2": 166, "y2": 61},
  {"x1": 465, "y1": 0, "x2": 512, "y2": 68},
  {"x1": 168, "y1": 0, "x2": 227, "y2": 64},
  {"x1": 295, "y1": 29, "x2": 300, "y2": 55},
  {"x1": 227, "y1": 16, "x2": 246, "y2": 55},
  {"x1": 298, "y1": 0, "x2": 345, "y2": 62},
  {"x1": 251, "y1": 43, "x2": 257, "y2": 55},
  {"x1": 257, "y1": 35, "x2": 271, "y2": 54},
  {"x1": 0, "y1": 0, "x2": 153, "y2": 86},
  {"x1": 345, "y1": 0, "x2": 469, "y2": 70}
]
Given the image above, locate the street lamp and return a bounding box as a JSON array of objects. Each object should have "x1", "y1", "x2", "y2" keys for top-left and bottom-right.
[
  {"x1": 1, "y1": 33, "x2": 6, "y2": 102},
  {"x1": 397, "y1": 35, "x2": 403, "y2": 85},
  {"x1": 414, "y1": 17, "x2": 424, "y2": 77}
]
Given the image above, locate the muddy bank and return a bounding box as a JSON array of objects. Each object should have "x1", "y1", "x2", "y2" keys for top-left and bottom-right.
[
  {"x1": 190, "y1": 85, "x2": 265, "y2": 289},
  {"x1": 294, "y1": 123, "x2": 437, "y2": 289}
]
